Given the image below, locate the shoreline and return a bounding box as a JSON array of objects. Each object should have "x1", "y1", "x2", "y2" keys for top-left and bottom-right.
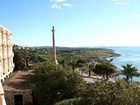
[
  {"x1": 110, "y1": 47, "x2": 140, "y2": 82},
  {"x1": 106, "y1": 48, "x2": 122, "y2": 62}
]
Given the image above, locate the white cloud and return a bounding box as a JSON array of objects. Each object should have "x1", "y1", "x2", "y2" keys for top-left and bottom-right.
[
  {"x1": 51, "y1": 3, "x2": 62, "y2": 9},
  {"x1": 51, "y1": 0, "x2": 66, "y2": 2},
  {"x1": 112, "y1": 0, "x2": 128, "y2": 5},
  {"x1": 62, "y1": 3, "x2": 72, "y2": 7},
  {"x1": 51, "y1": 0, "x2": 72, "y2": 9},
  {"x1": 130, "y1": 13, "x2": 140, "y2": 18}
]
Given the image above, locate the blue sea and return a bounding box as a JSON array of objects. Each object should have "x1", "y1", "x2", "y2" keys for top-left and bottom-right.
[{"x1": 110, "y1": 47, "x2": 140, "y2": 81}]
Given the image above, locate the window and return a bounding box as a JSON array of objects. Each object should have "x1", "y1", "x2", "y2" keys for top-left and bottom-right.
[{"x1": 14, "y1": 94, "x2": 23, "y2": 105}]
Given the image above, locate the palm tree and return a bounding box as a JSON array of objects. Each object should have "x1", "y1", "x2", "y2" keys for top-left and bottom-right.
[
  {"x1": 122, "y1": 64, "x2": 140, "y2": 83},
  {"x1": 93, "y1": 62, "x2": 116, "y2": 80}
]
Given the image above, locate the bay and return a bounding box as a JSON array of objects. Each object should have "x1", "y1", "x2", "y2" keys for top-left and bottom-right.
[{"x1": 110, "y1": 47, "x2": 140, "y2": 81}]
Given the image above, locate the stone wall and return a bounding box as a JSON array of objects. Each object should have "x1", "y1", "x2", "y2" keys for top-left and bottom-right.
[{"x1": 4, "y1": 89, "x2": 33, "y2": 105}]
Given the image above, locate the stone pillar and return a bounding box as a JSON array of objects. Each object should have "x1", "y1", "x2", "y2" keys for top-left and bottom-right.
[
  {"x1": 8, "y1": 33, "x2": 14, "y2": 73},
  {"x1": 3, "y1": 31, "x2": 6, "y2": 76},
  {"x1": 7, "y1": 33, "x2": 12, "y2": 73},
  {"x1": 0, "y1": 30, "x2": 3, "y2": 79},
  {"x1": 1, "y1": 30, "x2": 5, "y2": 77},
  {"x1": 4, "y1": 32, "x2": 8, "y2": 76},
  {"x1": 51, "y1": 26, "x2": 57, "y2": 64},
  {"x1": 6, "y1": 33, "x2": 9, "y2": 73}
]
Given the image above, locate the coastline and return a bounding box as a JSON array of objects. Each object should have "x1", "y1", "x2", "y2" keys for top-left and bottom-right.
[
  {"x1": 106, "y1": 49, "x2": 121, "y2": 62},
  {"x1": 109, "y1": 47, "x2": 140, "y2": 81}
]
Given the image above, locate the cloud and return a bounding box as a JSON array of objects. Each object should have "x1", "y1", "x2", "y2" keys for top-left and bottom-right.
[
  {"x1": 51, "y1": 0, "x2": 72, "y2": 9},
  {"x1": 62, "y1": 3, "x2": 72, "y2": 7},
  {"x1": 130, "y1": 13, "x2": 140, "y2": 18},
  {"x1": 112, "y1": 0, "x2": 128, "y2": 5}
]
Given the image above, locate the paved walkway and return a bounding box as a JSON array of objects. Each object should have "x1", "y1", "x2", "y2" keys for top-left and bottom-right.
[{"x1": 82, "y1": 73, "x2": 115, "y2": 83}]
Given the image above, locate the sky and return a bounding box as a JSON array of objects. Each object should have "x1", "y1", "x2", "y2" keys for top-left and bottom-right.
[{"x1": 1, "y1": 0, "x2": 140, "y2": 47}]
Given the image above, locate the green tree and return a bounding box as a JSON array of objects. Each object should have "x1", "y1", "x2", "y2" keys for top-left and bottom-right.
[
  {"x1": 56, "y1": 80, "x2": 140, "y2": 105},
  {"x1": 93, "y1": 62, "x2": 116, "y2": 79},
  {"x1": 81, "y1": 80, "x2": 140, "y2": 105},
  {"x1": 88, "y1": 64, "x2": 95, "y2": 76},
  {"x1": 75, "y1": 59, "x2": 86, "y2": 68},
  {"x1": 69, "y1": 60, "x2": 77, "y2": 71},
  {"x1": 68, "y1": 59, "x2": 86, "y2": 71},
  {"x1": 13, "y1": 50, "x2": 26, "y2": 71},
  {"x1": 58, "y1": 59, "x2": 68, "y2": 68},
  {"x1": 30, "y1": 62, "x2": 85, "y2": 105},
  {"x1": 122, "y1": 64, "x2": 140, "y2": 83}
]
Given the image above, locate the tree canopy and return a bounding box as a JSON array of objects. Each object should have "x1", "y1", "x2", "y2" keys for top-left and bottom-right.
[
  {"x1": 122, "y1": 64, "x2": 140, "y2": 83},
  {"x1": 30, "y1": 62, "x2": 85, "y2": 105},
  {"x1": 93, "y1": 62, "x2": 116, "y2": 79},
  {"x1": 13, "y1": 50, "x2": 27, "y2": 71},
  {"x1": 13, "y1": 45, "x2": 119, "y2": 71},
  {"x1": 55, "y1": 80, "x2": 140, "y2": 105}
]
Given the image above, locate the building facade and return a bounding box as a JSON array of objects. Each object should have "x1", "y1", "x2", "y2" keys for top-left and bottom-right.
[
  {"x1": 0, "y1": 25, "x2": 14, "y2": 105},
  {"x1": 0, "y1": 25, "x2": 14, "y2": 81}
]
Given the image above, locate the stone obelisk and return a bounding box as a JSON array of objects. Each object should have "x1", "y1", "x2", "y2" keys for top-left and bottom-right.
[{"x1": 51, "y1": 26, "x2": 57, "y2": 64}]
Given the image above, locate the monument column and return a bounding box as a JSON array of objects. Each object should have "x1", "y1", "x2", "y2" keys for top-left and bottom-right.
[{"x1": 51, "y1": 26, "x2": 57, "y2": 64}]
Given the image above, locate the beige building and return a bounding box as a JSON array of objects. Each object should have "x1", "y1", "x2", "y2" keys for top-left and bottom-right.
[
  {"x1": 0, "y1": 25, "x2": 14, "y2": 105},
  {"x1": 0, "y1": 25, "x2": 14, "y2": 81}
]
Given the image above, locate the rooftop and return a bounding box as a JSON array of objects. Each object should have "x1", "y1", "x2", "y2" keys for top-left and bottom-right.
[{"x1": 0, "y1": 25, "x2": 11, "y2": 33}]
